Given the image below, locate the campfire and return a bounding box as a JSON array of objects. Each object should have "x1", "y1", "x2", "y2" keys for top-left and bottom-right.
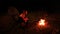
[{"x1": 38, "y1": 19, "x2": 45, "y2": 26}]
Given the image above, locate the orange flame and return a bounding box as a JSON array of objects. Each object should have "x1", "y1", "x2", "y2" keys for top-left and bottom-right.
[{"x1": 39, "y1": 19, "x2": 45, "y2": 26}]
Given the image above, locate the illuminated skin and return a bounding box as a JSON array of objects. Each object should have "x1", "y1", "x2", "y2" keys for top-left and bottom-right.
[
  {"x1": 20, "y1": 10, "x2": 28, "y2": 22},
  {"x1": 39, "y1": 19, "x2": 45, "y2": 26}
]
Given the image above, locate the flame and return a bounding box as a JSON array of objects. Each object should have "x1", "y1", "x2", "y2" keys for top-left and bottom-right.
[{"x1": 39, "y1": 19, "x2": 45, "y2": 26}]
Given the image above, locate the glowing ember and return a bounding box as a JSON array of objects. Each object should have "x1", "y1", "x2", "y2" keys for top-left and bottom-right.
[{"x1": 39, "y1": 19, "x2": 45, "y2": 26}]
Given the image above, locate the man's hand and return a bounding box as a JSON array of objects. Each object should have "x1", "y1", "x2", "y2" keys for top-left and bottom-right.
[{"x1": 24, "y1": 18, "x2": 28, "y2": 22}]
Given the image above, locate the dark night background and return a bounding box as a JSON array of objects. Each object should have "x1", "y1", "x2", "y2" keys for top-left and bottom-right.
[
  {"x1": 0, "y1": 0, "x2": 60, "y2": 34},
  {"x1": 0, "y1": 0, "x2": 57, "y2": 14}
]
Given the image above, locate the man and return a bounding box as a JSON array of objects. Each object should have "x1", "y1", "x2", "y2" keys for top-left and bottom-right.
[
  {"x1": 17, "y1": 10, "x2": 29, "y2": 30},
  {"x1": 0, "y1": 6, "x2": 19, "y2": 34}
]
